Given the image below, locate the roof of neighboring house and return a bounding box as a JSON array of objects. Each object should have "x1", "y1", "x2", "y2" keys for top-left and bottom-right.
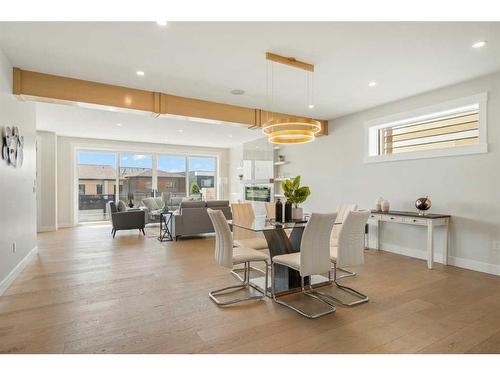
[
  {"x1": 120, "y1": 168, "x2": 185, "y2": 179},
  {"x1": 189, "y1": 170, "x2": 215, "y2": 177},
  {"x1": 78, "y1": 165, "x2": 185, "y2": 180},
  {"x1": 78, "y1": 164, "x2": 117, "y2": 180}
]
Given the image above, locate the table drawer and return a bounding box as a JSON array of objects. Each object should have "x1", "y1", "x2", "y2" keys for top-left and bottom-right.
[
  {"x1": 404, "y1": 217, "x2": 428, "y2": 225},
  {"x1": 380, "y1": 215, "x2": 405, "y2": 223}
]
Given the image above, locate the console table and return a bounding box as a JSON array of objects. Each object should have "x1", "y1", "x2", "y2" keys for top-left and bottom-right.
[{"x1": 368, "y1": 210, "x2": 450, "y2": 269}]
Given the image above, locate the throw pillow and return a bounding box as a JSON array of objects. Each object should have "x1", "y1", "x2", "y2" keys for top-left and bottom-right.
[{"x1": 117, "y1": 200, "x2": 127, "y2": 212}]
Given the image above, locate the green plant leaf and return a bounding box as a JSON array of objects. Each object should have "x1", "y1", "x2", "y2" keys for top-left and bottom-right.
[{"x1": 278, "y1": 176, "x2": 310, "y2": 206}]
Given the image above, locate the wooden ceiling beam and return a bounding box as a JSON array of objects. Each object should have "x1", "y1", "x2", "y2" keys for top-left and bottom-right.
[
  {"x1": 266, "y1": 52, "x2": 314, "y2": 72},
  {"x1": 12, "y1": 67, "x2": 328, "y2": 136}
]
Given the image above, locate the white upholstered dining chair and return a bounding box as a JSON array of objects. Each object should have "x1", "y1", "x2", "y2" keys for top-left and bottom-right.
[
  {"x1": 207, "y1": 208, "x2": 269, "y2": 306},
  {"x1": 271, "y1": 213, "x2": 337, "y2": 318},
  {"x1": 330, "y1": 203, "x2": 358, "y2": 279},
  {"x1": 231, "y1": 203, "x2": 269, "y2": 250},
  {"x1": 317, "y1": 209, "x2": 370, "y2": 306}
]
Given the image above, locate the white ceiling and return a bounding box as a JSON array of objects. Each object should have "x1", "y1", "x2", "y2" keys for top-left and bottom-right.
[
  {"x1": 35, "y1": 102, "x2": 264, "y2": 148},
  {"x1": 0, "y1": 22, "x2": 499, "y2": 121}
]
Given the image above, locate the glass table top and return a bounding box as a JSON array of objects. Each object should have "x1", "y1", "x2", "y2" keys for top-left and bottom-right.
[{"x1": 228, "y1": 218, "x2": 309, "y2": 232}]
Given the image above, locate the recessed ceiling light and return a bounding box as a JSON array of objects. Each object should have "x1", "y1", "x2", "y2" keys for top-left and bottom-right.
[
  {"x1": 116, "y1": 123, "x2": 122, "y2": 127},
  {"x1": 368, "y1": 81, "x2": 377, "y2": 87},
  {"x1": 230, "y1": 89, "x2": 245, "y2": 95},
  {"x1": 472, "y1": 40, "x2": 487, "y2": 49},
  {"x1": 178, "y1": 129, "x2": 183, "y2": 133},
  {"x1": 228, "y1": 134, "x2": 233, "y2": 138},
  {"x1": 136, "y1": 70, "x2": 145, "y2": 76},
  {"x1": 156, "y1": 21, "x2": 168, "y2": 26},
  {"x1": 308, "y1": 104, "x2": 315, "y2": 109}
]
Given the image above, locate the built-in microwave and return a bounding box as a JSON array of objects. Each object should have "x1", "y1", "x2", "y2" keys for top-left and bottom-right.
[{"x1": 244, "y1": 184, "x2": 272, "y2": 202}]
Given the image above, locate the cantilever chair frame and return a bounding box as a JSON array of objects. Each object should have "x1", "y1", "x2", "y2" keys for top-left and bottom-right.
[
  {"x1": 271, "y1": 262, "x2": 336, "y2": 319},
  {"x1": 271, "y1": 213, "x2": 337, "y2": 319},
  {"x1": 207, "y1": 208, "x2": 269, "y2": 306},
  {"x1": 314, "y1": 210, "x2": 371, "y2": 307},
  {"x1": 209, "y1": 259, "x2": 269, "y2": 306}
]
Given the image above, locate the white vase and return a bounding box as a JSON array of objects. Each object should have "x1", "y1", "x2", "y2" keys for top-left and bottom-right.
[
  {"x1": 375, "y1": 197, "x2": 383, "y2": 211},
  {"x1": 292, "y1": 207, "x2": 303, "y2": 220},
  {"x1": 381, "y1": 200, "x2": 390, "y2": 212}
]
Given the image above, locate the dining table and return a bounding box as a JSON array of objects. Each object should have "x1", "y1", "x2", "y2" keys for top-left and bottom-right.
[{"x1": 229, "y1": 217, "x2": 334, "y2": 295}]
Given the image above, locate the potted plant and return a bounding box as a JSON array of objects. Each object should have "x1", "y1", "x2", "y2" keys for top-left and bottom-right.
[
  {"x1": 281, "y1": 176, "x2": 311, "y2": 220},
  {"x1": 190, "y1": 182, "x2": 200, "y2": 195}
]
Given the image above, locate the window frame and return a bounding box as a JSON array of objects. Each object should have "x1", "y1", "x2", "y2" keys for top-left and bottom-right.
[
  {"x1": 73, "y1": 145, "x2": 221, "y2": 224},
  {"x1": 364, "y1": 93, "x2": 488, "y2": 163}
]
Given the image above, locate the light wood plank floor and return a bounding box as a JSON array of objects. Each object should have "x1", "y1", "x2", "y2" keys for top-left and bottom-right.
[{"x1": 0, "y1": 224, "x2": 499, "y2": 354}]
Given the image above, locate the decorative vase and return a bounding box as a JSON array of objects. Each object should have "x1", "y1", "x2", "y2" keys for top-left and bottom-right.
[
  {"x1": 275, "y1": 199, "x2": 283, "y2": 223},
  {"x1": 292, "y1": 207, "x2": 303, "y2": 220},
  {"x1": 381, "y1": 200, "x2": 390, "y2": 213},
  {"x1": 128, "y1": 199, "x2": 134, "y2": 208},
  {"x1": 375, "y1": 197, "x2": 383, "y2": 211},
  {"x1": 284, "y1": 200, "x2": 292, "y2": 222},
  {"x1": 415, "y1": 197, "x2": 432, "y2": 215}
]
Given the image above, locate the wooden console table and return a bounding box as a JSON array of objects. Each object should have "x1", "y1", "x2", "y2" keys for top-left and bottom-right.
[{"x1": 368, "y1": 210, "x2": 450, "y2": 269}]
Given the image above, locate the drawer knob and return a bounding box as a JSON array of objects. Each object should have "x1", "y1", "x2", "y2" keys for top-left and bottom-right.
[
  {"x1": 390, "y1": 217, "x2": 394, "y2": 220},
  {"x1": 413, "y1": 219, "x2": 417, "y2": 222}
]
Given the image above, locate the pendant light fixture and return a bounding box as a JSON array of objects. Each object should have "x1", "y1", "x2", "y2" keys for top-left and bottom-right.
[{"x1": 262, "y1": 52, "x2": 322, "y2": 144}]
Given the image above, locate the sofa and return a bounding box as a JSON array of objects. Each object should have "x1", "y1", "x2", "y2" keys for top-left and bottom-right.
[
  {"x1": 173, "y1": 200, "x2": 231, "y2": 240},
  {"x1": 141, "y1": 197, "x2": 166, "y2": 223},
  {"x1": 108, "y1": 201, "x2": 146, "y2": 237}
]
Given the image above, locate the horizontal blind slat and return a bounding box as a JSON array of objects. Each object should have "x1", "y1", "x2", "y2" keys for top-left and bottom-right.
[
  {"x1": 391, "y1": 137, "x2": 479, "y2": 153},
  {"x1": 386, "y1": 121, "x2": 478, "y2": 142}
]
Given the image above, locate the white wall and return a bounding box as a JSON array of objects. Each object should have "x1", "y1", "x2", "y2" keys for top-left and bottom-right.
[
  {"x1": 56, "y1": 136, "x2": 230, "y2": 227},
  {"x1": 228, "y1": 144, "x2": 243, "y2": 202},
  {"x1": 229, "y1": 72, "x2": 500, "y2": 275},
  {"x1": 36, "y1": 131, "x2": 57, "y2": 232},
  {"x1": 0, "y1": 48, "x2": 37, "y2": 294}
]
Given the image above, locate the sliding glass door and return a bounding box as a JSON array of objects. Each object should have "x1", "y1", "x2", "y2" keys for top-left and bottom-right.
[
  {"x1": 157, "y1": 155, "x2": 187, "y2": 200},
  {"x1": 77, "y1": 151, "x2": 117, "y2": 222},
  {"x1": 76, "y1": 149, "x2": 218, "y2": 223},
  {"x1": 119, "y1": 153, "x2": 153, "y2": 208},
  {"x1": 188, "y1": 156, "x2": 216, "y2": 200}
]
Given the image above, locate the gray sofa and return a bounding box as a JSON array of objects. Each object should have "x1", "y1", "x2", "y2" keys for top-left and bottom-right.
[
  {"x1": 173, "y1": 200, "x2": 231, "y2": 240},
  {"x1": 108, "y1": 201, "x2": 146, "y2": 237},
  {"x1": 141, "y1": 197, "x2": 166, "y2": 223}
]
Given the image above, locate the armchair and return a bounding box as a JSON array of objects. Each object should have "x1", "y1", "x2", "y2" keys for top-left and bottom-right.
[{"x1": 108, "y1": 201, "x2": 146, "y2": 237}]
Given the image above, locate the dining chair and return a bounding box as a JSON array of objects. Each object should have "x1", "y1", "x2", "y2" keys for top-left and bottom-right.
[
  {"x1": 207, "y1": 208, "x2": 269, "y2": 306},
  {"x1": 231, "y1": 203, "x2": 269, "y2": 250},
  {"x1": 317, "y1": 209, "x2": 370, "y2": 306},
  {"x1": 265, "y1": 202, "x2": 275, "y2": 220},
  {"x1": 331, "y1": 203, "x2": 358, "y2": 279},
  {"x1": 271, "y1": 213, "x2": 337, "y2": 319}
]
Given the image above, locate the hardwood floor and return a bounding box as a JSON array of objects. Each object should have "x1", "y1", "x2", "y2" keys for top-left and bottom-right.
[{"x1": 0, "y1": 224, "x2": 499, "y2": 354}]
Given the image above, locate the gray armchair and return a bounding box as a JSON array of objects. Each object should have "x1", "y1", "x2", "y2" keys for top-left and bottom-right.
[{"x1": 108, "y1": 201, "x2": 146, "y2": 237}]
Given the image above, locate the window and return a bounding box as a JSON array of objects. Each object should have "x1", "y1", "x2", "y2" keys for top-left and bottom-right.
[
  {"x1": 75, "y1": 149, "x2": 219, "y2": 223},
  {"x1": 119, "y1": 153, "x2": 153, "y2": 208},
  {"x1": 77, "y1": 151, "x2": 116, "y2": 222},
  {"x1": 188, "y1": 156, "x2": 216, "y2": 200},
  {"x1": 157, "y1": 155, "x2": 187, "y2": 199},
  {"x1": 366, "y1": 93, "x2": 487, "y2": 163}
]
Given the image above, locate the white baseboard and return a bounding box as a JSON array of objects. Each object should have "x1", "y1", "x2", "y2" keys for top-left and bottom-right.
[
  {"x1": 381, "y1": 244, "x2": 445, "y2": 264},
  {"x1": 380, "y1": 244, "x2": 500, "y2": 276},
  {"x1": 37, "y1": 225, "x2": 57, "y2": 233},
  {"x1": 448, "y1": 256, "x2": 500, "y2": 276},
  {"x1": 57, "y1": 223, "x2": 73, "y2": 228},
  {"x1": 0, "y1": 246, "x2": 38, "y2": 296}
]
